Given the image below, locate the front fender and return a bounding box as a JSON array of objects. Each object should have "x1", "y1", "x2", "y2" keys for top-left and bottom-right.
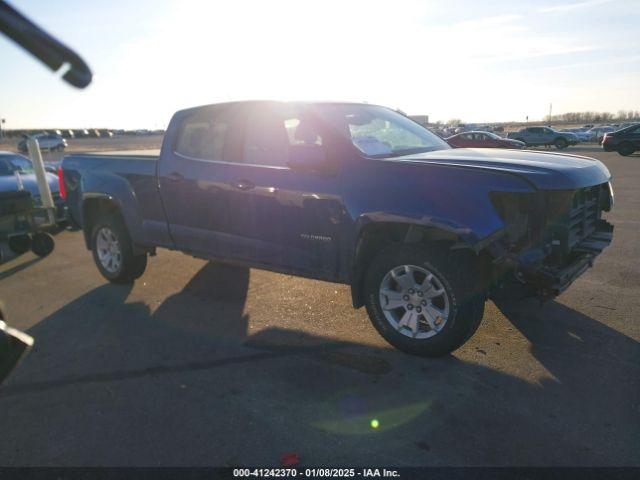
[{"x1": 342, "y1": 159, "x2": 538, "y2": 306}]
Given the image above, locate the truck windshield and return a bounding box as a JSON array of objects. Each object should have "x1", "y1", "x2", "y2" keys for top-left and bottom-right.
[{"x1": 314, "y1": 104, "x2": 450, "y2": 157}]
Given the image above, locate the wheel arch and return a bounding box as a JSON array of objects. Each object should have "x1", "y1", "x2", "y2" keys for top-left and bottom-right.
[
  {"x1": 81, "y1": 194, "x2": 125, "y2": 249},
  {"x1": 349, "y1": 220, "x2": 493, "y2": 308}
]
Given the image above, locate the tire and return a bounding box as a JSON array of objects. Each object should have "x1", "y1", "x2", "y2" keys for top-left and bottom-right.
[
  {"x1": 90, "y1": 214, "x2": 147, "y2": 283},
  {"x1": 618, "y1": 142, "x2": 635, "y2": 157},
  {"x1": 363, "y1": 244, "x2": 486, "y2": 357},
  {"x1": 31, "y1": 232, "x2": 54, "y2": 257},
  {"x1": 554, "y1": 138, "x2": 568, "y2": 149},
  {"x1": 8, "y1": 234, "x2": 31, "y2": 255}
]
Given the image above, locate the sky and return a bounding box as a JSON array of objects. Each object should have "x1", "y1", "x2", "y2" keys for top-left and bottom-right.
[{"x1": 1, "y1": 0, "x2": 639, "y2": 129}]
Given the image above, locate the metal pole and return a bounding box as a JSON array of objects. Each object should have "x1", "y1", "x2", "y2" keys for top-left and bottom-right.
[{"x1": 26, "y1": 137, "x2": 56, "y2": 226}]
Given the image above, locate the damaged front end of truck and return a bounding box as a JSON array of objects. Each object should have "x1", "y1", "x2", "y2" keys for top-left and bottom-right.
[{"x1": 484, "y1": 182, "x2": 614, "y2": 301}]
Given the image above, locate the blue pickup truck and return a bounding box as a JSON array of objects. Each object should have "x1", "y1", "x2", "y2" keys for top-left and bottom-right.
[{"x1": 60, "y1": 101, "x2": 614, "y2": 357}]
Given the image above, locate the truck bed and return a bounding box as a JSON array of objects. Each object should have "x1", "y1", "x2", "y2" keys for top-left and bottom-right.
[{"x1": 61, "y1": 150, "x2": 168, "y2": 247}]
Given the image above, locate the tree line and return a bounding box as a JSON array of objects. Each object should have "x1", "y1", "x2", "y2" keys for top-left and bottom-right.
[{"x1": 544, "y1": 110, "x2": 640, "y2": 123}]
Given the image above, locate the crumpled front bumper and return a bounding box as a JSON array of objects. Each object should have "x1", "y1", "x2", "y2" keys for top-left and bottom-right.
[{"x1": 516, "y1": 219, "x2": 614, "y2": 299}]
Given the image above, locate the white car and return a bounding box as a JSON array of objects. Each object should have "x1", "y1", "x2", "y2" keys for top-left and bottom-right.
[{"x1": 18, "y1": 133, "x2": 67, "y2": 152}]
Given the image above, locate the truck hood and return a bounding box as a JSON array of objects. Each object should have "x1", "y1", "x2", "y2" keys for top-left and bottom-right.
[
  {"x1": 390, "y1": 148, "x2": 610, "y2": 190},
  {"x1": 0, "y1": 172, "x2": 59, "y2": 200}
]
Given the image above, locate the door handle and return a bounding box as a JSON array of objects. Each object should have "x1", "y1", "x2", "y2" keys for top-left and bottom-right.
[
  {"x1": 166, "y1": 172, "x2": 184, "y2": 182},
  {"x1": 232, "y1": 179, "x2": 255, "y2": 190}
]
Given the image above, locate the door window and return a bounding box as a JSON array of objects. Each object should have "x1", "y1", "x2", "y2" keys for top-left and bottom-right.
[
  {"x1": 243, "y1": 104, "x2": 324, "y2": 167},
  {"x1": 175, "y1": 109, "x2": 232, "y2": 161}
]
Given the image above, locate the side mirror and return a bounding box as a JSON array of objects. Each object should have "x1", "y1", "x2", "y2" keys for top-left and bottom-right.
[{"x1": 287, "y1": 145, "x2": 329, "y2": 173}]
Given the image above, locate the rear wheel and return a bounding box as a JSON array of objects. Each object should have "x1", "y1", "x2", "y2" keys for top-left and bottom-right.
[
  {"x1": 618, "y1": 142, "x2": 635, "y2": 157},
  {"x1": 91, "y1": 214, "x2": 147, "y2": 283},
  {"x1": 363, "y1": 244, "x2": 486, "y2": 357},
  {"x1": 31, "y1": 232, "x2": 54, "y2": 257},
  {"x1": 554, "y1": 138, "x2": 568, "y2": 149}
]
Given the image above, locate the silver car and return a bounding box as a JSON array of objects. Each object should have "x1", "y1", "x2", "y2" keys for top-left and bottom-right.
[{"x1": 18, "y1": 133, "x2": 67, "y2": 152}]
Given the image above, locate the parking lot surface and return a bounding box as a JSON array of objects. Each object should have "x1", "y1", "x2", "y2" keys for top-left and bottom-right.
[{"x1": 0, "y1": 146, "x2": 638, "y2": 466}]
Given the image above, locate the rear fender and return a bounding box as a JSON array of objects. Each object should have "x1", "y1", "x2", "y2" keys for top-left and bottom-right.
[{"x1": 79, "y1": 172, "x2": 144, "y2": 249}]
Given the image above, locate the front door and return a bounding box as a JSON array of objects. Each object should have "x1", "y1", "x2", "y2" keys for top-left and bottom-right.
[{"x1": 224, "y1": 102, "x2": 344, "y2": 278}]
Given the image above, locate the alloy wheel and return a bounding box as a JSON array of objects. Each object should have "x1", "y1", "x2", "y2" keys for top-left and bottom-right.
[{"x1": 379, "y1": 264, "x2": 450, "y2": 339}]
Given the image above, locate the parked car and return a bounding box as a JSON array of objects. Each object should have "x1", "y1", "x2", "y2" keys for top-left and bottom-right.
[
  {"x1": 586, "y1": 126, "x2": 615, "y2": 143},
  {"x1": 506, "y1": 127, "x2": 578, "y2": 149},
  {"x1": 74, "y1": 129, "x2": 90, "y2": 138},
  {"x1": 17, "y1": 133, "x2": 67, "y2": 152},
  {"x1": 0, "y1": 151, "x2": 66, "y2": 221},
  {"x1": 61, "y1": 101, "x2": 614, "y2": 358},
  {"x1": 446, "y1": 131, "x2": 525, "y2": 149},
  {"x1": 61, "y1": 129, "x2": 75, "y2": 139},
  {"x1": 560, "y1": 128, "x2": 591, "y2": 142},
  {"x1": 602, "y1": 124, "x2": 640, "y2": 156},
  {"x1": 99, "y1": 129, "x2": 114, "y2": 138}
]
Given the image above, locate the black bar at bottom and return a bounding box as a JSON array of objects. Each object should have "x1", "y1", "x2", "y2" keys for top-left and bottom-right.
[{"x1": 0, "y1": 467, "x2": 638, "y2": 480}]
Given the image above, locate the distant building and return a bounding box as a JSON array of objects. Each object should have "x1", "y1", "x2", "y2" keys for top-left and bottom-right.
[{"x1": 409, "y1": 115, "x2": 429, "y2": 126}]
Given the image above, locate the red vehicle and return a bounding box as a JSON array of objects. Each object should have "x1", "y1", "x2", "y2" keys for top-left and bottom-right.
[{"x1": 446, "y1": 131, "x2": 525, "y2": 149}]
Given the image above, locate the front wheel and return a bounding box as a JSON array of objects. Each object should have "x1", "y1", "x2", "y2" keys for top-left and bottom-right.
[
  {"x1": 91, "y1": 215, "x2": 147, "y2": 283},
  {"x1": 363, "y1": 245, "x2": 485, "y2": 357},
  {"x1": 618, "y1": 142, "x2": 635, "y2": 157}
]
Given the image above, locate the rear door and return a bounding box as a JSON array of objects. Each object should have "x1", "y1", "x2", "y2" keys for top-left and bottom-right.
[
  {"x1": 527, "y1": 127, "x2": 543, "y2": 144},
  {"x1": 158, "y1": 104, "x2": 245, "y2": 256},
  {"x1": 454, "y1": 133, "x2": 473, "y2": 148}
]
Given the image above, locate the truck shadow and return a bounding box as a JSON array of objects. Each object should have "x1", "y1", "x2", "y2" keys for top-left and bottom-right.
[{"x1": 1, "y1": 261, "x2": 638, "y2": 465}]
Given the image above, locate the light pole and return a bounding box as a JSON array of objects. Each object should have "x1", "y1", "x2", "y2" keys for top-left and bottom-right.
[{"x1": 0, "y1": 118, "x2": 5, "y2": 140}]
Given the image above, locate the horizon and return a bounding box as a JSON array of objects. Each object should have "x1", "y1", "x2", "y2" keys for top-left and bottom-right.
[
  {"x1": 2, "y1": 110, "x2": 637, "y2": 133},
  {"x1": 1, "y1": 0, "x2": 639, "y2": 129}
]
